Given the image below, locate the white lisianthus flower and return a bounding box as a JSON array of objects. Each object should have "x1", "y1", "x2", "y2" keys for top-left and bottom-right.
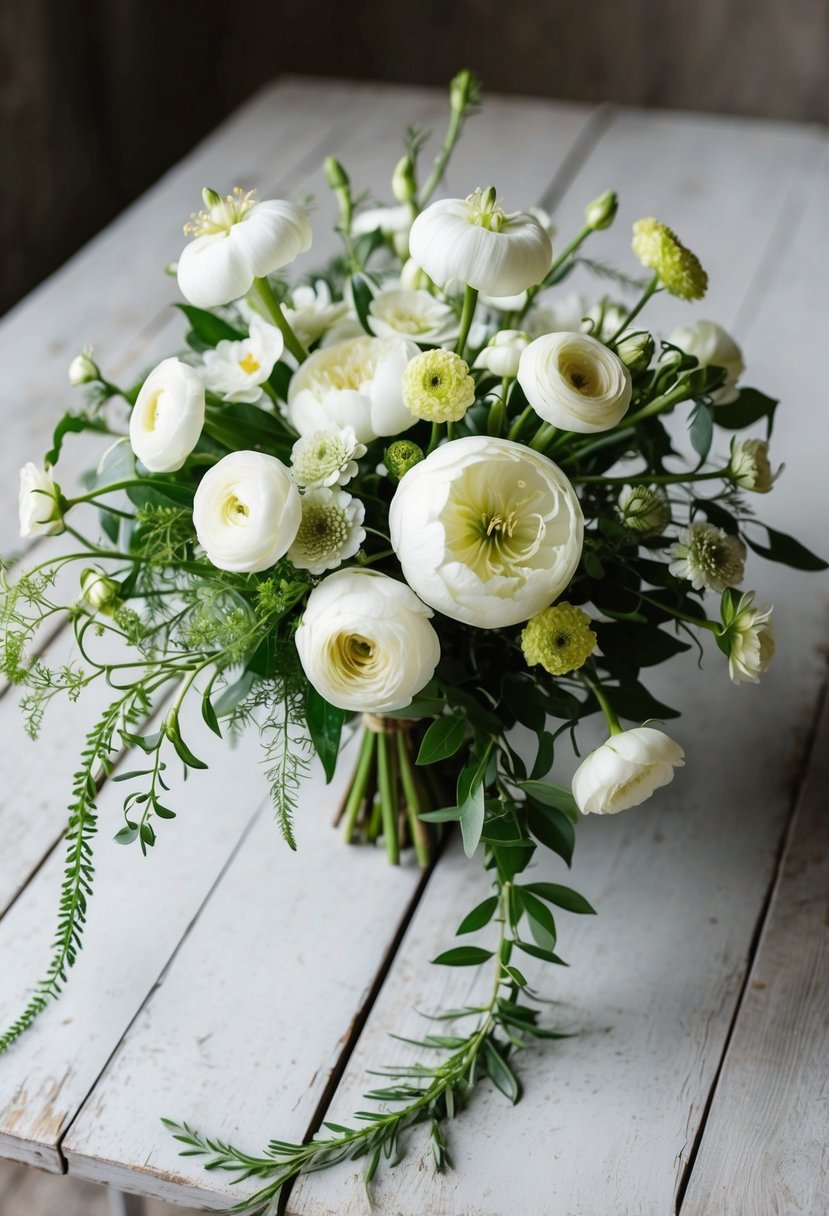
[
  {"x1": 668, "y1": 320, "x2": 744, "y2": 405},
  {"x1": 19, "y1": 463, "x2": 62, "y2": 538},
  {"x1": 286, "y1": 336, "x2": 419, "y2": 444},
  {"x1": 729, "y1": 438, "x2": 780, "y2": 493},
  {"x1": 668, "y1": 521, "x2": 746, "y2": 593},
  {"x1": 389, "y1": 436, "x2": 584, "y2": 628},
  {"x1": 295, "y1": 568, "x2": 440, "y2": 713},
  {"x1": 193, "y1": 451, "x2": 301, "y2": 573},
  {"x1": 290, "y1": 426, "x2": 366, "y2": 489},
  {"x1": 409, "y1": 188, "x2": 553, "y2": 296},
  {"x1": 129, "y1": 358, "x2": 206, "y2": 473},
  {"x1": 68, "y1": 347, "x2": 100, "y2": 386},
  {"x1": 518, "y1": 331, "x2": 632, "y2": 433},
  {"x1": 473, "y1": 329, "x2": 531, "y2": 379},
  {"x1": 201, "y1": 315, "x2": 284, "y2": 403},
  {"x1": 288, "y1": 487, "x2": 366, "y2": 575},
  {"x1": 283, "y1": 280, "x2": 349, "y2": 348},
  {"x1": 572, "y1": 727, "x2": 685, "y2": 815},
  {"x1": 177, "y1": 187, "x2": 312, "y2": 308},
  {"x1": 719, "y1": 590, "x2": 775, "y2": 684},
  {"x1": 368, "y1": 289, "x2": 458, "y2": 346}
]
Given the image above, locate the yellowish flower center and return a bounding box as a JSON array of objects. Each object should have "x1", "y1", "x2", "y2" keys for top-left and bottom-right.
[
  {"x1": 184, "y1": 187, "x2": 257, "y2": 238},
  {"x1": 238, "y1": 353, "x2": 261, "y2": 375},
  {"x1": 223, "y1": 493, "x2": 250, "y2": 524}
]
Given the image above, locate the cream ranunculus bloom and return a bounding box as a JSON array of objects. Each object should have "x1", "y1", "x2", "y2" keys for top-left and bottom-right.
[
  {"x1": 409, "y1": 188, "x2": 553, "y2": 296},
  {"x1": 668, "y1": 320, "x2": 744, "y2": 405},
  {"x1": 129, "y1": 358, "x2": 206, "y2": 473},
  {"x1": 389, "y1": 436, "x2": 584, "y2": 628},
  {"x1": 572, "y1": 727, "x2": 685, "y2": 815},
  {"x1": 193, "y1": 451, "x2": 301, "y2": 573},
  {"x1": 518, "y1": 331, "x2": 632, "y2": 433},
  {"x1": 201, "y1": 315, "x2": 284, "y2": 403},
  {"x1": 177, "y1": 188, "x2": 312, "y2": 309},
  {"x1": 473, "y1": 329, "x2": 531, "y2": 379},
  {"x1": 19, "y1": 463, "x2": 62, "y2": 538},
  {"x1": 368, "y1": 288, "x2": 458, "y2": 346},
  {"x1": 295, "y1": 568, "x2": 440, "y2": 713},
  {"x1": 286, "y1": 335, "x2": 419, "y2": 444}
]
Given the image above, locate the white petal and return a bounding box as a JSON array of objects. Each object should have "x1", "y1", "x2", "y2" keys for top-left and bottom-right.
[{"x1": 177, "y1": 233, "x2": 253, "y2": 308}]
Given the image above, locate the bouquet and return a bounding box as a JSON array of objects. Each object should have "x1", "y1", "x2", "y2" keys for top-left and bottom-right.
[{"x1": 2, "y1": 70, "x2": 825, "y2": 1212}]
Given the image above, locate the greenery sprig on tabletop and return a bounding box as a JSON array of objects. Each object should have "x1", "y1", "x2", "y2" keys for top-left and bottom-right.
[{"x1": 1, "y1": 66, "x2": 824, "y2": 1204}]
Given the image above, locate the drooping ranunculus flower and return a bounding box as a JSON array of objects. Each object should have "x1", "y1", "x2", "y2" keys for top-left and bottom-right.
[{"x1": 572, "y1": 727, "x2": 685, "y2": 815}]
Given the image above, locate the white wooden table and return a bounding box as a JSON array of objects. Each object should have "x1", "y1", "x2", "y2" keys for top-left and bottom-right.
[{"x1": 0, "y1": 77, "x2": 827, "y2": 1215}]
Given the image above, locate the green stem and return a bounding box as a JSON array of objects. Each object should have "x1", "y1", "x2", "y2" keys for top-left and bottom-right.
[
  {"x1": 455, "y1": 285, "x2": 479, "y2": 360},
  {"x1": 622, "y1": 380, "x2": 697, "y2": 427},
  {"x1": 396, "y1": 732, "x2": 431, "y2": 868},
  {"x1": 608, "y1": 271, "x2": 660, "y2": 344},
  {"x1": 342, "y1": 729, "x2": 377, "y2": 844},
  {"x1": 65, "y1": 479, "x2": 191, "y2": 508},
  {"x1": 529, "y1": 422, "x2": 559, "y2": 452},
  {"x1": 251, "y1": 277, "x2": 309, "y2": 363},
  {"x1": 635, "y1": 591, "x2": 721, "y2": 633},
  {"x1": 507, "y1": 405, "x2": 534, "y2": 442},
  {"x1": 574, "y1": 467, "x2": 727, "y2": 487},
  {"x1": 427, "y1": 422, "x2": 442, "y2": 453},
  {"x1": 583, "y1": 676, "x2": 623, "y2": 736},
  {"x1": 375, "y1": 731, "x2": 399, "y2": 865},
  {"x1": 420, "y1": 107, "x2": 465, "y2": 207}
]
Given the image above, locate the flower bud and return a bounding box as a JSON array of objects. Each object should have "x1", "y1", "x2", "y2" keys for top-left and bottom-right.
[
  {"x1": 391, "y1": 155, "x2": 417, "y2": 205},
  {"x1": 617, "y1": 484, "x2": 670, "y2": 535},
  {"x1": 585, "y1": 190, "x2": 618, "y2": 231},
  {"x1": 384, "y1": 439, "x2": 425, "y2": 482},
  {"x1": 68, "y1": 348, "x2": 100, "y2": 387},
  {"x1": 80, "y1": 567, "x2": 121, "y2": 615},
  {"x1": 201, "y1": 186, "x2": 223, "y2": 211},
  {"x1": 450, "y1": 69, "x2": 480, "y2": 114},
  {"x1": 324, "y1": 157, "x2": 350, "y2": 192},
  {"x1": 615, "y1": 330, "x2": 654, "y2": 373},
  {"x1": 729, "y1": 438, "x2": 780, "y2": 493}
]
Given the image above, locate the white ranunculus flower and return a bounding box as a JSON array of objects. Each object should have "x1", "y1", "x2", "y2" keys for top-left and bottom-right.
[
  {"x1": 19, "y1": 463, "x2": 62, "y2": 538},
  {"x1": 389, "y1": 436, "x2": 584, "y2": 628},
  {"x1": 193, "y1": 451, "x2": 301, "y2": 573},
  {"x1": 473, "y1": 329, "x2": 531, "y2": 379},
  {"x1": 722, "y1": 591, "x2": 775, "y2": 684},
  {"x1": 518, "y1": 331, "x2": 632, "y2": 433},
  {"x1": 288, "y1": 487, "x2": 366, "y2": 575},
  {"x1": 295, "y1": 568, "x2": 440, "y2": 713},
  {"x1": 668, "y1": 320, "x2": 744, "y2": 405},
  {"x1": 572, "y1": 727, "x2": 685, "y2": 815},
  {"x1": 409, "y1": 188, "x2": 553, "y2": 297},
  {"x1": 177, "y1": 188, "x2": 312, "y2": 309},
  {"x1": 130, "y1": 358, "x2": 206, "y2": 473},
  {"x1": 201, "y1": 315, "x2": 284, "y2": 403},
  {"x1": 286, "y1": 335, "x2": 419, "y2": 444},
  {"x1": 368, "y1": 288, "x2": 458, "y2": 346},
  {"x1": 283, "y1": 280, "x2": 349, "y2": 348}
]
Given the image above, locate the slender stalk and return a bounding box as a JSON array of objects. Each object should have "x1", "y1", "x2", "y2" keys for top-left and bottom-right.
[
  {"x1": 582, "y1": 675, "x2": 623, "y2": 735},
  {"x1": 251, "y1": 277, "x2": 308, "y2": 363},
  {"x1": 375, "y1": 731, "x2": 399, "y2": 864},
  {"x1": 608, "y1": 271, "x2": 660, "y2": 344},
  {"x1": 455, "y1": 285, "x2": 479, "y2": 360},
  {"x1": 574, "y1": 467, "x2": 727, "y2": 487},
  {"x1": 529, "y1": 422, "x2": 559, "y2": 452},
  {"x1": 622, "y1": 380, "x2": 698, "y2": 427},
  {"x1": 507, "y1": 404, "x2": 534, "y2": 442},
  {"x1": 634, "y1": 591, "x2": 721, "y2": 633},
  {"x1": 420, "y1": 107, "x2": 465, "y2": 207},
  {"x1": 396, "y1": 731, "x2": 431, "y2": 868}
]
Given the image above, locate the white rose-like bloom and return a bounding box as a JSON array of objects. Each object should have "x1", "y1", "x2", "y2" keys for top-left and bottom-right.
[
  {"x1": 19, "y1": 463, "x2": 62, "y2": 538},
  {"x1": 177, "y1": 188, "x2": 312, "y2": 309},
  {"x1": 572, "y1": 727, "x2": 685, "y2": 815},
  {"x1": 668, "y1": 320, "x2": 744, "y2": 405},
  {"x1": 368, "y1": 289, "x2": 458, "y2": 346},
  {"x1": 389, "y1": 436, "x2": 584, "y2": 628},
  {"x1": 130, "y1": 358, "x2": 206, "y2": 473},
  {"x1": 295, "y1": 568, "x2": 440, "y2": 713},
  {"x1": 193, "y1": 451, "x2": 301, "y2": 573},
  {"x1": 409, "y1": 188, "x2": 553, "y2": 296},
  {"x1": 473, "y1": 330, "x2": 531, "y2": 379},
  {"x1": 518, "y1": 331, "x2": 632, "y2": 433},
  {"x1": 201, "y1": 315, "x2": 284, "y2": 403},
  {"x1": 286, "y1": 335, "x2": 419, "y2": 444}
]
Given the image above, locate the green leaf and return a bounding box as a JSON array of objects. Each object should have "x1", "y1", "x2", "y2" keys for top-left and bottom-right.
[
  {"x1": 688, "y1": 402, "x2": 714, "y2": 463},
  {"x1": 456, "y1": 895, "x2": 498, "y2": 935},
  {"x1": 45, "y1": 411, "x2": 112, "y2": 468},
  {"x1": 518, "y1": 889, "x2": 558, "y2": 950},
  {"x1": 305, "y1": 687, "x2": 346, "y2": 783},
  {"x1": 743, "y1": 523, "x2": 827, "y2": 572},
  {"x1": 120, "y1": 728, "x2": 163, "y2": 754},
  {"x1": 459, "y1": 782, "x2": 485, "y2": 858},
  {"x1": 177, "y1": 304, "x2": 244, "y2": 348},
  {"x1": 526, "y1": 801, "x2": 575, "y2": 866},
  {"x1": 165, "y1": 713, "x2": 209, "y2": 770},
  {"x1": 604, "y1": 680, "x2": 680, "y2": 722},
  {"x1": 515, "y1": 940, "x2": 568, "y2": 965},
  {"x1": 212, "y1": 670, "x2": 257, "y2": 717},
  {"x1": 482, "y1": 1039, "x2": 520, "y2": 1103},
  {"x1": 432, "y1": 946, "x2": 494, "y2": 966},
  {"x1": 418, "y1": 805, "x2": 463, "y2": 823},
  {"x1": 519, "y1": 780, "x2": 579, "y2": 819},
  {"x1": 350, "y1": 273, "x2": 375, "y2": 334},
  {"x1": 714, "y1": 387, "x2": 779, "y2": 436},
  {"x1": 416, "y1": 715, "x2": 467, "y2": 765},
  {"x1": 524, "y1": 882, "x2": 596, "y2": 915},
  {"x1": 113, "y1": 825, "x2": 139, "y2": 845},
  {"x1": 201, "y1": 692, "x2": 222, "y2": 738},
  {"x1": 202, "y1": 402, "x2": 292, "y2": 457}
]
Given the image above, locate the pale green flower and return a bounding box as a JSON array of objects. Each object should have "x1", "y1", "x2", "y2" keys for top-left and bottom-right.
[
  {"x1": 730, "y1": 438, "x2": 780, "y2": 493},
  {"x1": 632, "y1": 218, "x2": 708, "y2": 301},
  {"x1": 617, "y1": 484, "x2": 671, "y2": 535},
  {"x1": 384, "y1": 439, "x2": 424, "y2": 482},
  {"x1": 402, "y1": 349, "x2": 475, "y2": 423},
  {"x1": 521, "y1": 603, "x2": 596, "y2": 675},
  {"x1": 668, "y1": 521, "x2": 745, "y2": 592},
  {"x1": 288, "y1": 488, "x2": 366, "y2": 576},
  {"x1": 290, "y1": 426, "x2": 366, "y2": 489},
  {"x1": 719, "y1": 590, "x2": 775, "y2": 684}
]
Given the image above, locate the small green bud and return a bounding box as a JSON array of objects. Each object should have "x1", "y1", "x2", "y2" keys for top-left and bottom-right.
[
  {"x1": 68, "y1": 347, "x2": 100, "y2": 387},
  {"x1": 585, "y1": 190, "x2": 618, "y2": 231},
  {"x1": 615, "y1": 330, "x2": 654, "y2": 373},
  {"x1": 450, "y1": 69, "x2": 480, "y2": 114},
  {"x1": 391, "y1": 155, "x2": 417, "y2": 204},
  {"x1": 616, "y1": 485, "x2": 671, "y2": 536},
  {"x1": 80, "y1": 567, "x2": 121, "y2": 615},
  {"x1": 324, "y1": 156, "x2": 350, "y2": 191},
  {"x1": 384, "y1": 439, "x2": 425, "y2": 482},
  {"x1": 201, "y1": 186, "x2": 223, "y2": 210}
]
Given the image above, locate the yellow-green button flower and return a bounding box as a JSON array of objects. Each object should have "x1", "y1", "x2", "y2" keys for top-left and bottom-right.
[
  {"x1": 521, "y1": 603, "x2": 597, "y2": 675},
  {"x1": 402, "y1": 349, "x2": 475, "y2": 423},
  {"x1": 632, "y1": 218, "x2": 708, "y2": 301}
]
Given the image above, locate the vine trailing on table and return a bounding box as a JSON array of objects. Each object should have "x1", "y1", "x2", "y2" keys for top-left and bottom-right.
[{"x1": 0, "y1": 69, "x2": 824, "y2": 1210}]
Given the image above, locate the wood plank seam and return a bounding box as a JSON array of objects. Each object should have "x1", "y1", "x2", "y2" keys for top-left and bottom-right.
[
  {"x1": 537, "y1": 102, "x2": 617, "y2": 213},
  {"x1": 674, "y1": 666, "x2": 829, "y2": 1212}
]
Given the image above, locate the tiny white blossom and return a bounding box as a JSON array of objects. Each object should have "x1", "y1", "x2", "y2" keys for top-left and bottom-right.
[
  {"x1": 290, "y1": 426, "x2": 366, "y2": 489},
  {"x1": 288, "y1": 487, "x2": 366, "y2": 576},
  {"x1": 201, "y1": 315, "x2": 284, "y2": 403},
  {"x1": 668, "y1": 521, "x2": 746, "y2": 592}
]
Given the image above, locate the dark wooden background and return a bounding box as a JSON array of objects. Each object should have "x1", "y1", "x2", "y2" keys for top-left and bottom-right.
[{"x1": 2, "y1": 0, "x2": 827, "y2": 317}]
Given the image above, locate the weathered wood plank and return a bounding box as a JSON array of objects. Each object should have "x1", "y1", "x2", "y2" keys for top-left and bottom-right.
[{"x1": 288, "y1": 123, "x2": 829, "y2": 1215}]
